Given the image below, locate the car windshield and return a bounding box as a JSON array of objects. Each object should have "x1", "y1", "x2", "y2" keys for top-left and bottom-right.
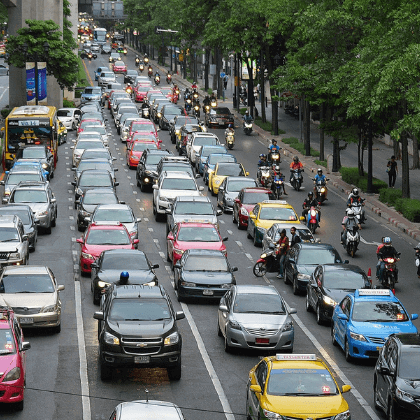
[
  {"x1": 0, "y1": 329, "x2": 16, "y2": 355},
  {"x1": 146, "y1": 155, "x2": 166, "y2": 165},
  {"x1": 84, "y1": 88, "x2": 102, "y2": 94},
  {"x1": 78, "y1": 134, "x2": 102, "y2": 141},
  {"x1": 13, "y1": 163, "x2": 40, "y2": 171},
  {"x1": 83, "y1": 193, "x2": 118, "y2": 205},
  {"x1": 78, "y1": 161, "x2": 112, "y2": 173},
  {"x1": 177, "y1": 226, "x2": 220, "y2": 242},
  {"x1": 79, "y1": 174, "x2": 112, "y2": 187},
  {"x1": 233, "y1": 293, "x2": 286, "y2": 314},
  {"x1": 272, "y1": 227, "x2": 314, "y2": 243},
  {"x1": 399, "y1": 350, "x2": 420, "y2": 379},
  {"x1": 0, "y1": 274, "x2": 54, "y2": 293},
  {"x1": 21, "y1": 148, "x2": 46, "y2": 159},
  {"x1": 82, "y1": 113, "x2": 103, "y2": 121},
  {"x1": 352, "y1": 301, "x2": 409, "y2": 322},
  {"x1": 57, "y1": 110, "x2": 72, "y2": 117},
  {"x1": 132, "y1": 142, "x2": 157, "y2": 152},
  {"x1": 323, "y1": 271, "x2": 366, "y2": 289},
  {"x1": 0, "y1": 227, "x2": 19, "y2": 242},
  {"x1": 13, "y1": 190, "x2": 47, "y2": 203},
  {"x1": 80, "y1": 120, "x2": 101, "y2": 129},
  {"x1": 194, "y1": 137, "x2": 218, "y2": 147},
  {"x1": 297, "y1": 249, "x2": 339, "y2": 265},
  {"x1": 227, "y1": 179, "x2": 256, "y2": 192},
  {"x1": 86, "y1": 229, "x2": 130, "y2": 245},
  {"x1": 161, "y1": 178, "x2": 196, "y2": 190},
  {"x1": 132, "y1": 134, "x2": 156, "y2": 142},
  {"x1": 83, "y1": 126, "x2": 106, "y2": 135},
  {"x1": 101, "y1": 72, "x2": 114, "y2": 77},
  {"x1": 216, "y1": 164, "x2": 243, "y2": 176},
  {"x1": 81, "y1": 150, "x2": 110, "y2": 160},
  {"x1": 184, "y1": 255, "x2": 228, "y2": 271},
  {"x1": 109, "y1": 298, "x2": 171, "y2": 321},
  {"x1": 93, "y1": 209, "x2": 134, "y2": 223},
  {"x1": 175, "y1": 202, "x2": 213, "y2": 215},
  {"x1": 267, "y1": 369, "x2": 339, "y2": 396},
  {"x1": 175, "y1": 116, "x2": 197, "y2": 126},
  {"x1": 101, "y1": 253, "x2": 149, "y2": 270},
  {"x1": 215, "y1": 108, "x2": 230, "y2": 115},
  {"x1": 0, "y1": 209, "x2": 30, "y2": 224},
  {"x1": 259, "y1": 207, "x2": 297, "y2": 221},
  {"x1": 114, "y1": 61, "x2": 125, "y2": 66},
  {"x1": 126, "y1": 70, "x2": 137, "y2": 76},
  {"x1": 209, "y1": 155, "x2": 235, "y2": 165},
  {"x1": 7, "y1": 173, "x2": 42, "y2": 184},
  {"x1": 243, "y1": 192, "x2": 270, "y2": 204},
  {"x1": 201, "y1": 147, "x2": 226, "y2": 157},
  {"x1": 164, "y1": 107, "x2": 182, "y2": 116}
]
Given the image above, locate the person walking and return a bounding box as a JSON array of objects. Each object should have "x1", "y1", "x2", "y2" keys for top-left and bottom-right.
[
  {"x1": 276, "y1": 229, "x2": 289, "y2": 279},
  {"x1": 387, "y1": 155, "x2": 398, "y2": 188}
]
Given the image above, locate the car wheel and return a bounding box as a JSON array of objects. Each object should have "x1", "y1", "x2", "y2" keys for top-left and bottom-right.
[
  {"x1": 305, "y1": 293, "x2": 313, "y2": 312},
  {"x1": 100, "y1": 361, "x2": 113, "y2": 381},
  {"x1": 140, "y1": 179, "x2": 146, "y2": 192},
  {"x1": 331, "y1": 323, "x2": 338, "y2": 346},
  {"x1": 72, "y1": 121, "x2": 77, "y2": 130},
  {"x1": 386, "y1": 399, "x2": 395, "y2": 420},
  {"x1": 217, "y1": 320, "x2": 223, "y2": 337},
  {"x1": 344, "y1": 338, "x2": 353, "y2": 362},
  {"x1": 15, "y1": 400, "x2": 24, "y2": 411},
  {"x1": 51, "y1": 212, "x2": 57, "y2": 227},
  {"x1": 247, "y1": 229, "x2": 252, "y2": 239},
  {"x1": 224, "y1": 333, "x2": 232, "y2": 353},
  {"x1": 292, "y1": 277, "x2": 299, "y2": 295},
  {"x1": 50, "y1": 169, "x2": 54, "y2": 179},
  {"x1": 316, "y1": 304, "x2": 323, "y2": 325},
  {"x1": 237, "y1": 216, "x2": 243, "y2": 230},
  {"x1": 167, "y1": 357, "x2": 182, "y2": 380}
]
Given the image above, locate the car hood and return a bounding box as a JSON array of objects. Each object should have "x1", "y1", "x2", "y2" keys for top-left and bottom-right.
[
  {"x1": 175, "y1": 240, "x2": 225, "y2": 252},
  {"x1": 181, "y1": 271, "x2": 233, "y2": 285},
  {"x1": 97, "y1": 269, "x2": 156, "y2": 284},
  {"x1": 160, "y1": 190, "x2": 201, "y2": 199},
  {"x1": 296, "y1": 264, "x2": 318, "y2": 276},
  {"x1": 0, "y1": 243, "x2": 18, "y2": 252},
  {"x1": 397, "y1": 377, "x2": 420, "y2": 395},
  {"x1": 232, "y1": 313, "x2": 289, "y2": 329},
  {"x1": 25, "y1": 202, "x2": 49, "y2": 214},
  {"x1": 350, "y1": 320, "x2": 417, "y2": 337},
  {"x1": 108, "y1": 319, "x2": 175, "y2": 337},
  {"x1": 85, "y1": 244, "x2": 134, "y2": 258},
  {"x1": 79, "y1": 185, "x2": 113, "y2": 194},
  {"x1": 58, "y1": 116, "x2": 73, "y2": 122},
  {"x1": 0, "y1": 292, "x2": 57, "y2": 309}
]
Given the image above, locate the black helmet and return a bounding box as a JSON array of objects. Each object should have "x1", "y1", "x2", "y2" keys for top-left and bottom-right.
[
  {"x1": 272, "y1": 139, "x2": 277, "y2": 144},
  {"x1": 293, "y1": 155, "x2": 299, "y2": 162},
  {"x1": 317, "y1": 168, "x2": 323, "y2": 175},
  {"x1": 308, "y1": 192, "x2": 314, "y2": 198}
]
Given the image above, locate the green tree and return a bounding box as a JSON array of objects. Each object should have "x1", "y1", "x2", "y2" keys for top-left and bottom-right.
[
  {"x1": 6, "y1": 19, "x2": 79, "y2": 90},
  {"x1": 63, "y1": 0, "x2": 77, "y2": 51}
]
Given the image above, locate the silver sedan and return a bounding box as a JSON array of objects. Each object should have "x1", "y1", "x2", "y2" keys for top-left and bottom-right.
[{"x1": 217, "y1": 284, "x2": 297, "y2": 353}]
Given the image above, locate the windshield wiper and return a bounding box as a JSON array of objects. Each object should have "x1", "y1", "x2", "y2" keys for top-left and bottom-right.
[
  {"x1": 0, "y1": 239, "x2": 17, "y2": 242},
  {"x1": 15, "y1": 291, "x2": 37, "y2": 293},
  {"x1": 0, "y1": 350, "x2": 13, "y2": 355},
  {"x1": 281, "y1": 392, "x2": 328, "y2": 396}
]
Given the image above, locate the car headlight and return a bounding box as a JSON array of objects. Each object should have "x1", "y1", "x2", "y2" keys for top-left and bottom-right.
[
  {"x1": 334, "y1": 410, "x2": 351, "y2": 420},
  {"x1": 173, "y1": 248, "x2": 184, "y2": 256},
  {"x1": 282, "y1": 321, "x2": 293, "y2": 332},
  {"x1": 79, "y1": 210, "x2": 90, "y2": 217},
  {"x1": 323, "y1": 296, "x2": 337, "y2": 306},
  {"x1": 157, "y1": 112, "x2": 162, "y2": 118},
  {"x1": 221, "y1": 283, "x2": 232, "y2": 289},
  {"x1": 297, "y1": 273, "x2": 311, "y2": 280},
  {"x1": 104, "y1": 331, "x2": 120, "y2": 345},
  {"x1": 4, "y1": 190, "x2": 10, "y2": 196},
  {"x1": 396, "y1": 387, "x2": 414, "y2": 403},
  {"x1": 81, "y1": 252, "x2": 94, "y2": 260},
  {"x1": 42, "y1": 163, "x2": 48, "y2": 169},
  {"x1": 3, "y1": 367, "x2": 21, "y2": 382},
  {"x1": 228, "y1": 319, "x2": 241, "y2": 330},
  {"x1": 41, "y1": 304, "x2": 58, "y2": 313},
  {"x1": 97, "y1": 280, "x2": 111, "y2": 288},
  {"x1": 175, "y1": 129, "x2": 180, "y2": 135},
  {"x1": 349, "y1": 331, "x2": 367, "y2": 342},
  {"x1": 240, "y1": 207, "x2": 249, "y2": 216},
  {"x1": 9, "y1": 252, "x2": 20, "y2": 259},
  {"x1": 180, "y1": 281, "x2": 196, "y2": 287},
  {"x1": 262, "y1": 409, "x2": 281, "y2": 420},
  {"x1": 76, "y1": 188, "x2": 83, "y2": 196},
  {"x1": 37, "y1": 210, "x2": 48, "y2": 216},
  {"x1": 164, "y1": 331, "x2": 179, "y2": 346}
]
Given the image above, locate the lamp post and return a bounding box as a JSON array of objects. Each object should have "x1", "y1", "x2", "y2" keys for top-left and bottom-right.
[
  {"x1": 22, "y1": 41, "x2": 50, "y2": 105},
  {"x1": 273, "y1": 54, "x2": 280, "y2": 135}
]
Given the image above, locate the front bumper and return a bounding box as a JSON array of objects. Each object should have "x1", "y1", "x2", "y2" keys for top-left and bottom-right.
[
  {"x1": 16, "y1": 311, "x2": 61, "y2": 328},
  {"x1": 0, "y1": 379, "x2": 25, "y2": 404},
  {"x1": 0, "y1": 257, "x2": 26, "y2": 267},
  {"x1": 35, "y1": 213, "x2": 50, "y2": 228},
  {"x1": 80, "y1": 255, "x2": 96, "y2": 273},
  {"x1": 347, "y1": 335, "x2": 383, "y2": 359},
  {"x1": 178, "y1": 284, "x2": 231, "y2": 300}
]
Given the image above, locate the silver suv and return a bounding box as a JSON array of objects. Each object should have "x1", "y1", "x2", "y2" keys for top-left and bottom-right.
[
  {"x1": 8, "y1": 181, "x2": 57, "y2": 234},
  {"x1": 0, "y1": 215, "x2": 29, "y2": 265},
  {"x1": 152, "y1": 171, "x2": 204, "y2": 221}
]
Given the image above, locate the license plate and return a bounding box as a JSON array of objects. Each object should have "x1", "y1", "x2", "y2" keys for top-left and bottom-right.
[
  {"x1": 256, "y1": 338, "x2": 269, "y2": 344},
  {"x1": 217, "y1": 119, "x2": 224, "y2": 123},
  {"x1": 203, "y1": 289, "x2": 214, "y2": 296},
  {"x1": 134, "y1": 355, "x2": 150, "y2": 364},
  {"x1": 20, "y1": 317, "x2": 33, "y2": 324}
]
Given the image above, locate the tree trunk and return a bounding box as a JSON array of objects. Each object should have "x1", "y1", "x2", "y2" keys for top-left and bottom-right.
[
  {"x1": 401, "y1": 130, "x2": 410, "y2": 198},
  {"x1": 412, "y1": 133, "x2": 419, "y2": 169},
  {"x1": 305, "y1": 99, "x2": 310, "y2": 156},
  {"x1": 212, "y1": 51, "x2": 217, "y2": 91},
  {"x1": 204, "y1": 49, "x2": 209, "y2": 92},
  {"x1": 332, "y1": 138, "x2": 340, "y2": 172},
  {"x1": 393, "y1": 137, "x2": 400, "y2": 159},
  {"x1": 319, "y1": 103, "x2": 325, "y2": 161},
  {"x1": 357, "y1": 129, "x2": 362, "y2": 176},
  {"x1": 260, "y1": 47, "x2": 266, "y2": 123}
]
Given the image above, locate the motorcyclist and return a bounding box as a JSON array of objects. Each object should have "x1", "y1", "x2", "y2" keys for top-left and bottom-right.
[
  {"x1": 340, "y1": 209, "x2": 358, "y2": 244},
  {"x1": 290, "y1": 155, "x2": 303, "y2": 183},
  {"x1": 155, "y1": 71, "x2": 160, "y2": 78},
  {"x1": 116, "y1": 271, "x2": 130, "y2": 286},
  {"x1": 148, "y1": 64, "x2": 153, "y2": 74},
  {"x1": 270, "y1": 164, "x2": 287, "y2": 195},
  {"x1": 347, "y1": 188, "x2": 365, "y2": 228},
  {"x1": 302, "y1": 192, "x2": 320, "y2": 221},
  {"x1": 210, "y1": 92, "x2": 217, "y2": 105},
  {"x1": 258, "y1": 153, "x2": 268, "y2": 167},
  {"x1": 191, "y1": 81, "x2": 198, "y2": 89},
  {"x1": 269, "y1": 139, "x2": 280, "y2": 153},
  {"x1": 377, "y1": 237, "x2": 399, "y2": 284},
  {"x1": 313, "y1": 168, "x2": 328, "y2": 200},
  {"x1": 243, "y1": 110, "x2": 253, "y2": 124},
  {"x1": 415, "y1": 243, "x2": 420, "y2": 278},
  {"x1": 225, "y1": 124, "x2": 235, "y2": 138},
  {"x1": 135, "y1": 55, "x2": 140, "y2": 64}
]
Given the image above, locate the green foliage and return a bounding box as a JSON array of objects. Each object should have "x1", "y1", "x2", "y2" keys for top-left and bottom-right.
[
  {"x1": 315, "y1": 159, "x2": 327, "y2": 168},
  {"x1": 63, "y1": 0, "x2": 78, "y2": 51},
  {"x1": 76, "y1": 57, "x2": 88, "y2": 88},
  {"x1": 239, "y1": 108, "x2": 247, "y2": 115},
  {"x1": 340, "y1": 167, "x2": 387, "y2": 193},
  {"x1": 63, "y1": 99, "x2": 76, "y2": 108},
  {"x1": 254, "y1": 117, "x2": 272, "y2": 133},
  {"x1": 7, "y1": 20, "x2": 78, "y2": 90},
  {"x1": 1, "y1": 108, "x2": 11, "y2": 119},
  {"x1": 394, "y1": 198, "x2": 420, "y2": 222},
  {"x1": 280, "y1": 137, "x2": 319, "y2": 157},
  {"x1": 378, "y1": 188, "x2": 403, "y2": 206}
]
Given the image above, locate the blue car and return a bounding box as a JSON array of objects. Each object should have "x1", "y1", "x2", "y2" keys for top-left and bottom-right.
[
  {"x1": 203, "y1": 153, "x2": 237, "y2": 185},
  {"x1": 196, "y1": 145, "x2": 227, "y2": 175},
  {"x1": 331, "y1": 289, "x2": 418, "y2": 361},
  {"x1": 80, "y1": 86, "x2": 103, "y2": 104},
  {"x1": 94, "y1": 66, "x2": 108, "y2": 81},
  {"x1": 11, "y1": 160, "x2": 49, "y2": 180}
]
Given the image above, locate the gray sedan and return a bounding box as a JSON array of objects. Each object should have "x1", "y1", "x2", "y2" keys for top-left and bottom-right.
[{"x1": 217, "y1": 284, "x2": 297, "y2": 353}]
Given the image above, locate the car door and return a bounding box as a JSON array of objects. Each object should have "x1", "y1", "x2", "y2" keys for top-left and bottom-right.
[
  {"x1": 247, "y1": 361, "x2": 268, "y2": 420},
  {"x1": 126, "y1": 142, "x2": 132, "y2": 161},
  {"x1": 335, "y1": 296, "x2": 351, "y2": 348},
  {"x1": 375, "y1": 338, "x2": 393, "y2": 406},
  {"x1": 167, "y1": 224, "x2": 177, "y2": 261},
  {"x1": 217, "y1": 178, "x2": 227, "y2": 208},
  {"x1": 218, "y1": 288, "x2": 232, "y2": 335},
  {"x1": 284, "y1": 245, "x2": 296, "y2": 282},
  {"x1": 308, "y1": 265, "x2": 321, "y2": 308},
  {"x1": 247, "y1": 204, "x2": 259, "y2": 238}
]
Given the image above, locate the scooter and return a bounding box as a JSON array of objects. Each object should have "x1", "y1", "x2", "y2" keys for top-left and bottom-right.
[
  {"x1": 343, "y1": 225, "x2": 360, "y2": 258},
  {"x1": 225, "y1": 131, "x2": 235, "y2": 150},
  {"x1": 155, "y1": 75, "x2": 161, "y2": 85},
  {"x1": 415, "y1": 247, "x2": 420, "y2": 278},
  {"x1": 268, "y1": 149, "x2": 281, "y2": 165},
  {"x1": 125, "y1": 84, "x2": 133, "y2": 95},
  {"x1": 185, "y1": 97, "x2": 192, "y2": 113},
  {"x1": 349, "y1": 200, "x2": 366, "y2": 225},
  {"x1": 210, "y1": 98, "x2": 217, "y2": 108},
  {"x1": 257, "y1": 166, "x2": 271, "y2": 188},
  {"x1": 144, "y1": 56, "x2": 149, "y2": 64},
  {"x1": 271, "y1": 170, "x2": 284, "y2": 199},
  {"x1": 141, "y1": 105, "x2": 150, "y2": 119},
  {"x1": 381, "y1": 255, "x2": 400, "y2": 292},
  {"x1": 314, "y1": 178, "x2": 329, "y2": 205},
  {"x1": 204, "y1": 104, "x2": 210, "y2": 114},
  {"x1": 244, "y1": 121, "x2": 253, "y2": 135},
  {"x1": 290, "y1": 168, "x2": 304, "y2": 191},
  {"x1": 135, "y1": 57, "x2": 140, "y2": 66},
  {"x1": 193, "y1": 104, "x2": 200, "y2": 118},
  {"x1": 148, "y1": 67, "x2": 153, "y2": 78},
  {"x1": 253, "y1": 244, "x2": 279, "y2": 277},
  {"x1": 305, "y1": 206, "x2": 319, "y2": 234},
  {"x1": 139, "y1": 63, "x2": 144, "y2": 73},
  {"x1": 166, "y1": 74, "x2": 172, "y2": 84}
]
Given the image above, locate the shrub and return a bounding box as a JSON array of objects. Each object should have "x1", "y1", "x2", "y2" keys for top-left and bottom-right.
[
  {"x1": 315, "y1": 159, "x2": 327, "y2": 168},
  {"x1": 378, "y1": 188, "x2": 402, "y2": 206},
  {"x1": 394, "y1": 198, "x2": 420, "y2": 222},
  {"x1": 340, "y1": 167, "x2": 387, "y2": 193},
  {"x1": 280, "y1": 137, "x2": 319, "y2": 157},
  {"x1": 340, "y1": 167, "x2": 360, "y2": 185},
  {"x1": 1, "y1": 108, "x2": 11, "y2": 119},
  {"x1": 63, "y1": 99, "x2": 76, "y2": 108},
  {"x1": 357, "y1": 178, "x2": 387, "y2": 194},
  {"x1": 239, "y1": 108, "x2": 247, "y2": 115}
]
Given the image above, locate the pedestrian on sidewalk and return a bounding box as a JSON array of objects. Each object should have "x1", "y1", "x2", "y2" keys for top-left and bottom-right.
[{"x1": 387, "y1": 155, "x2": 398, "y2": 188}]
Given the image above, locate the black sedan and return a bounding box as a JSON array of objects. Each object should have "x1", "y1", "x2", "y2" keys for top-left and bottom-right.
[
  {"x1": 90, "y1": 249, "x2": 159, "y2": 304},
  {"x1": 306, "y1": 263, "x2": 370, "y2": 324},
  {"x1": 283, "y1": 243, "x2": 346, "y2": 295},
  {"x1": 173, "y1": 249, "x2": 237, "y2": 302},
  {"x1": 124, "y1": 69, "x2": 138, "y2": 84},
  {"x1": 205, "y1": 107, "x2": 234, "y2": 127}
]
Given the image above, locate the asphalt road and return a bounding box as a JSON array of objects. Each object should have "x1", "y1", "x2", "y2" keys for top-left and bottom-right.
[{"x1": 1, "y1": 44, "x2": 419, "y2": 420}]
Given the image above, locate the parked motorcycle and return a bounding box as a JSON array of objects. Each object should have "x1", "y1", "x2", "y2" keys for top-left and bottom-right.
[
  {"x1": 253, "y1": 244, "x2": 279, "y2": 277},
  {"x1": 257, "y1": 166, "x2": 271, "y2": 188},
  {"x1": 225, "y1": 131, "x2": 235, "y2": 150},
  {"x1": 343, "y1": 224, "x2": 360, "y2": 258},
  {"x1": 314, "y1": 178, "x2": 329, "y2": 205},
  {"x1": 244, "y1": 121, "x2": 253, "y2": 136},
  {"x1": 290, "y1": 168, "x2": 304, "y2": 191},
  {"x1": 305, "y1": 206, "x2": 319, "y2": 234},
  {"x1": 166, "y1": 74, "x2": 172, "y2": 84},
  {"x1": 139, "y1": 63, "x2": 144, "y2": 73},
  {"x1": 155, "y1": 75, "x2": 161, "y2": 85}
]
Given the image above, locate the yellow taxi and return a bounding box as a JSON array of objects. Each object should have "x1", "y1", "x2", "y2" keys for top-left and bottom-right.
[
  {"x1": 246, "y1": 353, "x2": 351, "y2": 420},
  {"x1": 208, "y1": 162, "x2": 249, "y2": 196},
  {"x1": 247, "y1": 200, "x2": 298, "y2": 246}
]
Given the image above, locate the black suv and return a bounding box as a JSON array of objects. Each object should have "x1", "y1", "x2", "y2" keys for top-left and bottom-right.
[
  {"x1": 169, "y1": 115, "x2": 200, "y2": 144},
  {"x1": 374, "y1": 333, "x2": 420, "y2": 420},
  {"x1": 94, "y1": 285, "x2": 185, "y2": 381},
  {"x1": 135, "y1": 149, "x2": 172, "y2": 192}
]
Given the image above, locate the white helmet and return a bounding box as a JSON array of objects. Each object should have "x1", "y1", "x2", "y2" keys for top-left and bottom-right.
[{"x1": 346, "y1": 208, "x2": 354, "y2": 217}]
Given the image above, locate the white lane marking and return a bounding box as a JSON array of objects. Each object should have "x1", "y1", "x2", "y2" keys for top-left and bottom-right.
[
  {"x1": 235, "y1": 241, "x2": 242, "y2": 247},
  {"x1": 75, "y1": 281, "x2": 92, "y2": 420},
  {"x1": 245, "y1": 253, "x2": 253, "y2": 261},
  {"x1": 181, "y1": 303, "x2": 235, "y2": 420},
  {"x1": 144, "y1": 218, "x2": 149, "y2": 222},
  {"x1": 227, "y1": 230, "x2": 233, "y2": 235},
  {"x1": 291, "y1": 315, "x2": 381, "y2": 420},
  {"x1": 360, "y1": 237, "x2": 381, "y2": 246},
  {"x1": 220, "y1": 220, "x2": 225, "y2": 224},
  {"x1": 127, "y1": 176, "x2": 131, "y2": 179},
  {"x1": 148, "y1": 227, "x2": 153, "y2": 232},
  {"x1": 133, "y1": 191, "x2": 137, "y2": 194},
  {"x1": 159, "y1": 251, "x2": 165, "y2": 259}
]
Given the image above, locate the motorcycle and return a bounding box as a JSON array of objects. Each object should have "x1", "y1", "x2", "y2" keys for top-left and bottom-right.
[
  {"x1": 185, "y1": 97, "x2": 192, "y2": 113},
  {"x1": 193, "y1": 91, "x2": 199, "y2": 104},
  {"x1": 271, "y1": 167, "x2": 284, "y2": 199},
  {"x1": 139, "y1": 63, "x2": 144, "y2": 73},
  {"x1": 148, "y1": 68, "x2": 153, "y2": 78},
  {"x1": 305, "y1": 206, "x2": 319, "y2": 234},
  {"x1": 210, "y1": 98, "x2": 217, "y2": 108},
  {"x1": 166, "y1": 74, "x2": 172, "y2": 84},
  {"x1": 290, "y1": 168, "x2": 304, "y2": 191},
  {"x1": 155, "y1": 75, "x2": 161, "y2": 85},
  {"x1": 253, "y1": 244, "x2": 279, "y2": 277},
  {"x1": 125, "y1": 84, "x2": 133, "y2": 95},
  {"x1": 204, "y1": 104, "x2": 210, "y2": 114},
  {"x1": 349, "y1": 199, "x2": 366, "y2": 225},
  {"x1": 343, "y1": 224, "x2": 360, "y2": 258},
  {"x1": 193, "y1": 104, "x2": 200, "y2": 118},
  {"x1": 144, "y1": 56, "x2": 149, "y2": 64},
  {"x1": 314, "y1": 178, "x2": 329, "y2": 205},
  {"x1": 257, "y1": 166, "x2": 271, "y2": 188},
  {"x1": 225, "y1": 131, "x2": 235, "y2": 150},
  {"x1": 381, "y1": 255, "x2": 400, "y2": 291},
  {"x1": 141, "y1": 105, "x2": 150, "y2": 119},
  {"x1": 268, "y1": 149, "x2": 281, "y2": 165},
  {"x1": 135, "y1": 57, "x2": 140, "y2": 66},
  {"x1": 244, "y1": 121, "x2": 253, "y2": 136},
  {"x1": 415, "y1": 248, "x2": 420, "y2": 278}
]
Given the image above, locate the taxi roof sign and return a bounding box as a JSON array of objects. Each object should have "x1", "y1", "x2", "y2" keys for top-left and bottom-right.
[
  {"x1": 357, "y1": 289, "x2": 391, "y2": 296},
  {"x1": 276, "y1": 354, "x2": 317, "y2": 361},
  {"x1": 262, "y1": 200, "x2": 288, "y2": 205}
]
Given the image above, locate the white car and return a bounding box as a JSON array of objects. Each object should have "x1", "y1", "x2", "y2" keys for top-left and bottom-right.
[
  {"x1": 187, "y1": 132, "x2": 220, "y2": 164},
  {"x1": 71, "y1": 138, "x2": 108, "y2": 167},
  {"x1": 152, "y1": 171, "x2": 204, "y2": 221},
  {"x1": 57, "y1": 108, "x2": 82, "y2": 130}
]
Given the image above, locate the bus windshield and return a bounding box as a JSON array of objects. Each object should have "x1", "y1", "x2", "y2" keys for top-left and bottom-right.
[
  {"x1": 94, "y1": 28, "x2": 107, "y2": 44},
  {"x1": 7, "y1": 125, "x2": 52, "y2": 152}
]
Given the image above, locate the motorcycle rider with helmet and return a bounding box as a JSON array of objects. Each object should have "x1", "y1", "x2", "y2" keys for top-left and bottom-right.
[
  {"x1": 270, "y1": 164, "x2": 287, "y2": 195},
  {"x1": 290, "y1": 155, "x2": 303, "y2": 183},
  {"x1": 377, "y1": 237, "x2": 400, "y2": 284},
  {"x1": 258, "y1": 154, "x2": 268, "y2": 167},
  {"x1": 191, "y1": 81, "x2": 198, "y2": 89},
  {"x1": 415, "y1": 243, "x2": 420, "y2": 278},
  {"x1": 340, "y1": 208, "x2": 357, "y2": 244},
  {"x1": 225, "y1": 124, "x2": 235, "y2": 138},
  {"x1": 314, "y1": 168, "x2": 328, "y2": 200},
  {"x1": 347, "y1": 188, "x2": 365, "y2": 228},
  {"x1": 302, "y1": 192, "x2": 321, "y2": 221},
  {"x1": 243, "y1": 110, "x2": 253, "y2": 124}
]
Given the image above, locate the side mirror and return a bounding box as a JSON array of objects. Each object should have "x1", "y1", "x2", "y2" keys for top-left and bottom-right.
[
  {"x1": 299, "y1": 216, "x2": 305, "y2": 221},
  {"x1": 337, "y1": 313, "x2": 348, "y2": 321},
  {"x1": 152, "y1": 264, "x2": 159, "y2": 269},
  {"x1": 223, "y1": 236, "x2": 229, "y2": 241},
  {"x1": 250, "y1": 384, "x2": 262, "y2": 394},
  {"x1": 175, "y1": 311, "x2": 185, "y2": 320},
  {"x1": 249, "y1": 213, "x2": 256, "y2": 219},
  {"x1": 90, "y1": 262, "x2": 97, "y2": 269},
  {"x1": 133, "y1": 239, "x2": 139, "y2": 245},
  {"x1": 289, "y1": 307, "x2": 297, "y2": 315},
  {"x1": 57, "y1": 285, "x2": 65, "y2": 291},
  {"x1": 21, "y1": 342, "x2": 31, "y2": 351},
  {"x1": 51, "y1": 198, "x2": 57, "y2": 203},
  {"x1": 245, "y1": 171, "x2": 249, "y2": 176},
  {"x1": 71, "y1": 181, "x2": 76, "y2": 186},
  {"x1": 71, "y1": 167, "x2": 76, "y2": 171},
  {"x1": 231, "y1": 267, "x2": 238, "y2": 272},
  {"x1": 136, "y1": 218, "x2": 142, "y2": 223},
  {"x1": 342, "y1": 385, "x2": 351, "y2": 393},
  {"x1": 114, "y1": 168, "x2": 118, "y2": 172},
  {"x1": 174, "y1": 263, "x2": 181, "y2": 269},
  {"x1": 167, "y1": 232, "x2": 174, "y2": 240},
  {"x1": 0, "y1": 181, "x2": 4, "y2": 185},
  {"x1": 22, "y1": 234, "x2": 28, "y2": 241},
  {"x1": 76, "y1": 238, "x2": 83, "y2": 244},
  {"x1": 119, "y1": 201, "x2": 125, "y2": 205},
  {"x1": 93, "y1": 311, "x2": 104, "y2": 320},
  {"x1": 165, "y1": 208, "x2": 172, "y2": 214},
  {"x1": 195, "y1": 173, "x2": 200, "y2": 178},
  {"x1": 34, "y1": 218, "x2": 40, "y2": 225},
  {"x1": 234, "y1": 198, "x2": 240, "y2": 203},
  {"x1": 219, "y1": 304, "x2": 228, "y2": 312},
  {"x1": 152, "y1": 184, "x2": 159, "y2": 190},
  {"x1": 216, "y1": 210, "x2": 223, "y2": 216},
  {"x1": 343, "y1": 260, "x2": 349, "y2": 264},
  {"x1": 411, "y1": 314, "x2": 418, "y2": 320},
  {"x1": 114, "y1": 182, "x2": 119, "y2": 186}
]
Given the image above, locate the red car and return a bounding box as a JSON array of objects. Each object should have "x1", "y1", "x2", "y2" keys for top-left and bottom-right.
[
  {"x1": 128, "y1": 120, "x2": 159, "y2": 141},
  {"x1": 0, "y1": 308, "x2": 30, "y2": 410},
  {"x1": 77, "y1": 222, "x2": 139, "y2": 274},
  {"x1": 232, "y1": 187, "x2": 272, "y2": 229},
  {"x1": 167, "y1": 222, "x2": 228, "y2": 268},
  {"x1": 126, "y1": 140, "x2": 158, "y2": 168},
  {"x1": 128, "y1": 130, "x2": 162, "y2": 148},
  {"x1": 77, "y1": 118, "x2": 103, "y2": 134},
  {"x1": 133, "y1": 83, "x2": 153, "y2": 102},
  {"x1": 112, "y1": 60, "x2": 127, "y2": 74}
]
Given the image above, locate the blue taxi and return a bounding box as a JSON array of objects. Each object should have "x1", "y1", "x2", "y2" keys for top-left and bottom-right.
[{"x1": 331, "y1": 289, "x2": 418, "y2": 361}]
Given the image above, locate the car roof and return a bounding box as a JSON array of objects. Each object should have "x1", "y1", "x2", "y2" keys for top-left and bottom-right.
[
  {"x1": 352, "y1": 289, "x2": 398, "y2": 302},
  {"x1": 298, "y1": 242, "x2": 335, "y2": 250},
  {"x1": 174, "y1": 196, "x2": 210, "y2": 203},
  {"x1": 112, "y1": 285, "x2": 165, "y2": 299},
  {"x1": 118, "y1": 400, "x2": 183, "y2": 420},
  {"x1": 234, "y1": 284, "x2": 279, "y2": 295},
  {"x1": 161, "y1": 171, "x2": 194, "y2": 179},
  {"x1": 320, "y1": 263, "x2": 366, "y2": 274},
  {"x1": 95, "y1": 203, "x2": 131, "y2": 210}
]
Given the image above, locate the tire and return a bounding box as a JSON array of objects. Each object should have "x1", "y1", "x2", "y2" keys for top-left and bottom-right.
[
  {"x1": 166, "y1": 248, "x2": 171, "y2": 262},
  {"x1": 140, "y1": 179, "x2": 146, "y2": 192},
  {"x1": 15, "y1": 400, "x2": 24, "y2": 411},
  {"x1": 72, "y1": 121, "x2": 77, "y2": 130},
  {"x1": 51, "y1": 212, "x2": 57, "y2": 227},
  {"x1": 167, "y1": 358, "x2": 182, "y2": 380},
  {"x1": 247, "y1": 230, "x2": 252, "y2": 239},
  {"x1": 283, "y1": 271, "x2": 291, "y2": 285},
  {"x1": 305, "y1": 293, "x2": 313, "y2": 312},
  {"x1": 253, "y1": 232, "x2": 260, "y2": 247},
  {"x1": 316, "y1": 304, "x2": 323, "y2": 325},
  {"x1": 292, "y1": 277, "x2": 299, "y2": 295},
  {"x1": 100, "y1": 361, "x2": 113, "y2": 381},
  {"x1": 253, "y1": 261, "x2": 267, "y2": 277},
  {"x1": 50, "y1": 170, "x2": 54, "y2": 179},
  {"x1": 232, "y1": 211, "x2": 237, "y2": 224},
  {"x1": 345, "y1": 338, "x2": 352, "y2": 362},
  {"x1": 217, "y1": 320, "x2": 223, "y2": 337},
  {"x1": 237, "y1": 216, "x2": 243, "y2": 230},
  {"x1": 331, "y1": 323, "x2": 338, "y2": 346}
]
